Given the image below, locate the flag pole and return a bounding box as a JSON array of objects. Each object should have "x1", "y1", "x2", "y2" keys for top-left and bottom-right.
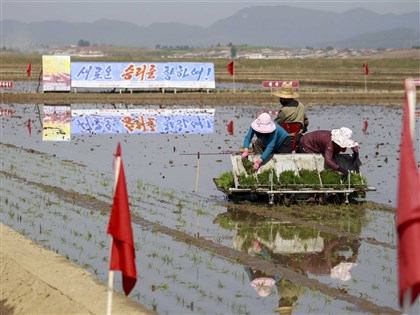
[
  {"x1": 364, "y1": 73, "x2": 367, "y2": 92},
  {"x1": 195, "y1": 152, "x2": 200, "y2": 192},
  {"x1": 364, "y1": 60, "x2": 367, "y2": 92},
  {"x1": 107, "y1": 156, "x2": 121, "y2": 315},
  {"x1": 364, "y1": 75, "x2": 367, "y2": 92},
  {"x1": 106, "y1": 268, "x2": 114, "y2": 315},
  {"x1": 233, "y1": 73, "x2": 236, "y2": 94},
  {"x1": 402, "y1": 288, "x2": 411, "y2": 315}
]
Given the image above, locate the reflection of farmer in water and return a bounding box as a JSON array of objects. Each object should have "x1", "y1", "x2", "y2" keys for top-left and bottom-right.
[
  {"x1": 245, "y1": 265, "x2": 305, "y2": 315},
  {"x1": 230, "y1": 213, "x2": 360, "y2": 281},
  {"x1": 285, "y1": 236, "x2": 359, "y2": 280},
  {"x1": 242, "y1": 240, "x2": 304, "y2": 313},
  {"x1": 215, "y1": 206, "x2": 362, "y2": 313},
  {"x1": 273, "y1": 278, "x2": 305, "y2": 315}
]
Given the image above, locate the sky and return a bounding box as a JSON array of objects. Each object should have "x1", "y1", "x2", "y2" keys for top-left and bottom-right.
[{"x1": 1, "y1": 1, "x2": 419, "y2": 27}]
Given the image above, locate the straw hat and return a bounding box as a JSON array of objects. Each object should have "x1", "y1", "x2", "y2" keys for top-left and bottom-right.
[
  {"x1": 251, "y1": 113, "x2": 276, "y2": 133},
  {"x1": 272, "y1": 83, "x2": 299, "y2": 99},
  {"x1": 331, "y1": 127, "x2": 358, "y2": 148}
]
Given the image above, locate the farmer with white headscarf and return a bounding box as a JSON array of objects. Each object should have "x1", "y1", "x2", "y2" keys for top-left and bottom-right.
[
  {"x1": 297, "y1": 127, "x2": 361, "y2": 174},
  {"x1": 242, "y1": 112, "x2": 291, "y2": 170}
]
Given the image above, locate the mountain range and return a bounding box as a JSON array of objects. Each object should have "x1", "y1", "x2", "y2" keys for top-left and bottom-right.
[{"x1": 2, "y1": 5, "x2": 419, "y2": 50}]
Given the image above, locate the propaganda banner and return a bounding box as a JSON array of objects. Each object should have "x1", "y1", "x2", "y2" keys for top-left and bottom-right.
[
  {"x1": 71, "y1": 62, "x2": 215, "y2": 89},
  {"x1": 42, "y1": 55, "x2": 71, "y2": 92}
]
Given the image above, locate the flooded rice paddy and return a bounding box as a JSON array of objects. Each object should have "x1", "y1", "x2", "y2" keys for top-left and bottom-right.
[{"x1": 1, "y1": 101, "x2": 420, "y2": 314}]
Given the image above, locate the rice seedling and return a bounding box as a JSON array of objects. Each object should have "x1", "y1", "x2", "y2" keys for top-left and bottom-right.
[
  {"x1": 189, "y1": 252, "x2": 203, "y2": 265},
  {"x1": 371, "y1": 283, "x2": 380, "y2": 290},
  {"x1": 242, "y1": 158, "x2": 254, "y2": 175},
  {"x1": 151, "y1": 283, "x2": 169, "y2": 291},
  {"x1": 16, "y1": 228, "x2": 27, "y2": 236},
  {"x1": 151, "y1": 299, "x2": 158, "y2": 312},
  {"x1": 350, "y1": 173, "x2": 368, "y2": 187},
  {"x1": 215, "y1": 171, "x2": 234, "y2": 192},
  {"x1": 256, "y1": 169, "x2": 272, "y2": 186},
  {"x1": 161, "y1": 191, "x2": 176, "y2": 200},
  {"x1": 7, "y1": 209, "x2": 15, "y2": 220},
  {"x1": 188, "y1": 282, "x2": 199, "y2": 289},
  {"x1": 195, "y1": 207, "x2": 210, "y2": 216},
  {"x1": 278, "y1": 170, "x2": 299, "y2": 188},
  {"x1": 320, "y1": 169, "x2": 344, "y2": 188},
  {"x1": 162, "y1": 255, "x2": 174, "y2": 265},
  {"x1": 297, "y1": 169, "x2": 321, "y2": 188},
  {"x1": 238, "y1": 173, "x2": 257, "y2": 188},
  {"x1": 175, "y1": 218, "x2": 187, "y2": 228}
]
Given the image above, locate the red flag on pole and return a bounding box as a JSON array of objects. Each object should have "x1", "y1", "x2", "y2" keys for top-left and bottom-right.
[
  {"x1": 227, "y1": 61, "x2": 234, "y2": 76},
  {"x1": 363, "y1": 62, "x2": 369, "y2": 75},
  {"x1": 27, "y1": 62, "x2": 32, "y2": 78},
  {"x1": 27, "y1": 119, "x2": 31, "y2": 136},
  {"x1": 227, "y1": 120, "x2": 234, "y2": 135},
  {"x1": 397, "y1": 79, "x2": 420, "y2": 307},
  {"x1": 107, "y1": 143, "x2": 137, "y2": 296},
  {"x1": 362, "y1": 119, "x2": 368, "y2": 135}
]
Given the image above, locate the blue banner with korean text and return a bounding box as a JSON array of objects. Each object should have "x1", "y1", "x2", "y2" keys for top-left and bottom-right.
[
  {"x1": 71, "y1": 108, "x2": 215, "y2": 134},
  {"x1": 71, "y1": 62, "x2": 215, "y2": 89}
]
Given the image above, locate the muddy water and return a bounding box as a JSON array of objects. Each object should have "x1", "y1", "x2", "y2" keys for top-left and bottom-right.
[{"x1": 1, "y1": 103, "x2": 420, "y2": 314}]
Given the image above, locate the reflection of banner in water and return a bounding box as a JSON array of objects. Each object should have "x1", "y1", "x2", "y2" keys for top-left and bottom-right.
[
  {"x1": 43, "y1": 105, "x2": 71, "y2": 141},
  {"x1": 71, "y1": 62, "x2": 215, "y2": 89},
  {"x1": 71, "y1": 108, "x2": 215, "y2": 134},
  {"x1": 42, "y1": 55, "x2": 71, "y2": 92}
]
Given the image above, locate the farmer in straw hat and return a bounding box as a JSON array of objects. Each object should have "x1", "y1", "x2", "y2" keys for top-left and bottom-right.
[
  {"x1": 297, "y1": 127, "x2": 361, "y2": 174},
  {"x1": 273, "y1": 83, "x2": 309, "y2": 135},
  {"x1": 241, "y1": 112, "x2": 291, "y2": 170}
]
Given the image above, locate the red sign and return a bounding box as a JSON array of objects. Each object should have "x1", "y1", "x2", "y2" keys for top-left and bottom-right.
[
  {"x1": 256, "y1": 110, "x2": 279, "y2": 118},
  {"x1": 0, "y1": 81, "x2": 13, "y2": 88},
  {"x1": 262, "y1": 80, "x2": 299, "y2": 88},
  {"x1": 0, "y1": 109, "x2": 15, "y2": 116}
]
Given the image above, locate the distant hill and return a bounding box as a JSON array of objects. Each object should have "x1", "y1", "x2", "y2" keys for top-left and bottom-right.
[{"x1": 2, "y1": 5, "x2": 419, "y2": 50}]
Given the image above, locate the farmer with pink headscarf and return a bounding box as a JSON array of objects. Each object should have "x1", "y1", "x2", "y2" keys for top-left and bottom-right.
[
  {"x1": 297, "y1": 127, "x2": 361, "y2": 174},
  {"x1": 241, "y1": 112, "x2": 291, "y2": 170}
]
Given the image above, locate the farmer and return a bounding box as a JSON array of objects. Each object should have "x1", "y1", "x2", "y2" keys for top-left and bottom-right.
[
  {"x1": 241, "y1": 112, "x2": 291, "y2": 170},
  {"x1": 297, "y1": 127, "x2": 361, "y2": 174},
  {"x1": 273, "y1": 82, "x2": 309, "y2": 135}
]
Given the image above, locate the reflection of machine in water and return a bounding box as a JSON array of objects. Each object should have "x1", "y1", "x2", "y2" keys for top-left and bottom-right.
[{"x1": 214, "y1": 205, "x2": 361, "y2": 313}]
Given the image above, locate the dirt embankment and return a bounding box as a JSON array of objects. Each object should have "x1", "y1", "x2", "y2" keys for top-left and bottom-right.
[
  {"x1": 1, "y1": 223, "x2": 157, "y2": 315},
  {"x1": 1, "y1": 89, "x2": 406, "y2": 107}
]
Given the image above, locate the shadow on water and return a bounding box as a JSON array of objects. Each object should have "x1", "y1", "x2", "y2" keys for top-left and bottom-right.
[{"x1": 1, "y1": 103, "x2": 420, "y2": 314}]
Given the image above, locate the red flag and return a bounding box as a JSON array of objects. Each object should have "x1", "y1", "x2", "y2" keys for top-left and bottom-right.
[
  {"x1": 397, "y1": 80, "x2": 420, "y2": 306},
  {"x1": 227, "y1": 120, "x2": 234, "y2": 135},
  {"x1": 363, "y1": 62, "x2": 369, "y2": 75},
  {"x1": 362, "y1": 119, "x2": 368, "y2": 135},
  {"x1": 27, "y1": 62, "x2": 31, "y2": 78},
  {"x1": 107, "y1": 143, "x2": 137, "y2": 296},
  {"x1": 227, "y1": 61, "x2": 234, "y2": 76},
  {"x1": 27, "y1": 119, "x2": 31, "y2": 136}
]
